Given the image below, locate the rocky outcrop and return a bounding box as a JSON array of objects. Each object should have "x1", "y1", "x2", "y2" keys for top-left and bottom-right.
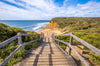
[{"x1": 46, "y1": 20, "x2": 59, "y2": 29}]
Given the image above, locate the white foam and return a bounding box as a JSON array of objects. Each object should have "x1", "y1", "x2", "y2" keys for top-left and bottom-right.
[
  {"x1": 32, "y1": 22, "x2": 49, "y2": 31},
  {"x1": 20, "y1": 24, "x2": 34, "y2": 29}
]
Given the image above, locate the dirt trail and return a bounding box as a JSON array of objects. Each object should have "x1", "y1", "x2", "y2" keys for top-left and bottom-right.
[{"x1": 37, "y1": 28, "x2": 62, "y2": 35}]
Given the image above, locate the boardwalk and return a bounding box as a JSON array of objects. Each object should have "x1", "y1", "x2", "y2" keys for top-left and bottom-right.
[
  {"x1": 1, "y1": 29, "x2": 100, "y2": 66},
  {"x1": 15, "y1": 32, "x2": 77, "y2": 66}
]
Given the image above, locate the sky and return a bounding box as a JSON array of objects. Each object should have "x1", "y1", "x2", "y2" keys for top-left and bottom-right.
[{"x1": 0, "y1": 0, "x2": 100, "y2": 20}]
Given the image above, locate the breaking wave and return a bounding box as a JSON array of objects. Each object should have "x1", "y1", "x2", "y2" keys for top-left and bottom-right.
[{"x1": 32, "y1": 22, "x2": 49, "y2": 31}]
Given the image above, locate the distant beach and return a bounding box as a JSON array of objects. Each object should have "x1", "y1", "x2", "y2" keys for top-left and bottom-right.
[{"x1": 0, "y1": 20, "x2": 50, "y2": 31}]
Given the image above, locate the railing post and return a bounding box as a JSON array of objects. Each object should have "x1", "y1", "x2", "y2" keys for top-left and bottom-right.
[
  {"x1": 69, "y1": 32, "x2": 73, "y2": 55},
  {"x1": 40, "y1": 32, "x2": 43, "y2": 42},
  {"x1": 38, "y1": 35, "x2": 40, "y2": 41},
  {"x1": 52, "y1": 33, "x2": 54, "y2": 43},
  {"x1": 58, "y1": 36, "x2": 60, "y2": 45},
  {"x1": 53, "y1": 33, "x2": 56, "y2": 43},
  {"x1": 34, "y1": 35, "x2": 36, "y2": 40},
  {"x1": 42, "y1": 32, "x2": 44, "y2": 42},
  {"x1": 17, "y1": 32, "x2": 23, "y2": 50}
]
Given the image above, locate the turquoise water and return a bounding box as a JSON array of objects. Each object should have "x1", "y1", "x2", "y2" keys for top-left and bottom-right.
[{"x1": 0, "y1": 20, "x2": 50, "y2": 31}]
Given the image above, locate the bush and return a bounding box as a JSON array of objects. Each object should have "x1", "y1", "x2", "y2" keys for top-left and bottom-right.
[{"x1": 0, "y1": 22, "x2": 40, "y2": 66}]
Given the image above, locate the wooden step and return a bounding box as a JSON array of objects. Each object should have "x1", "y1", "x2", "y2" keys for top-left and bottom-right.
[
  {"x1": 22, "y1": 58, "x2": 73, "y2": 62},
  {"x1": 15, "y1": 35, "x2": 77, "y2": 66},
  {"x1": 21, "y1": 61, "x2": 76, "y2": 65},
  {"x1": 20, "y1": 64, "x2": 76, "y2": 66}
]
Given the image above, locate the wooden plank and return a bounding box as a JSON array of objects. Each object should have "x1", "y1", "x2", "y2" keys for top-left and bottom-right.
[
  {"x1": 0, "y1": 39, "x2": 38, "y2": 66},
  {"x1": 0, "y1": 46, "x2": 22, "y2": 66},
  {"x1": 55, "y1": 39, "x2": 89, "y2": 66},
  {"x1": 0, "y1": 35, "x2": 18, "y2": 48},
  {"x1": 58, "y1": 36, "x2": 60, "y2": 45},
  {"x1": 21, "y1": 33, "x2": 36, "y2": 36},
  {"x1": 56, "y1": 34, "x2": 70, "y2": 36},
  {"x1": 17, "y1": 33, "x2": 22, "y2": 45},
  {"x1": 70, "y1": 34, "x2": 100, "y2": 56},
  {"x1": 22, "y1": 39, "x2": 38, "y2": 46},
  {"x1": 69, "y1": 33, "x2": 73, "y2": 55}
]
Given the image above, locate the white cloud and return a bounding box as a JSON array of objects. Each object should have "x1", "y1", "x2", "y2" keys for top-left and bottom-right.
[
  {"x1": 77, "y1": 1, "x2": 100, "y2": 10},
  {"x1": 0, "y1": 0, "x2": 100, "y2": 20}
]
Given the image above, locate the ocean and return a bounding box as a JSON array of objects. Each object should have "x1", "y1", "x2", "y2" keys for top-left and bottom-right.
[{"x1": 0, "y1": 20, "x2": 50, "y2": 31}]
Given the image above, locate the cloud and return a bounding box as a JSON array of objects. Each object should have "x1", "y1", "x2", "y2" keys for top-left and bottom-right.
[{"x1": 0, "y1": 0, "x2": 100, "y2": 20}]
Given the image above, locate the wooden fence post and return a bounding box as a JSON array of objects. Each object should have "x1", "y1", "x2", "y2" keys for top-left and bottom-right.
[
  {"x1": 34, "y1": 35, "x2": 36, "y2": 40},
  {"x1": 43, "y1": 33, "x2": 44, "y2": 42},
  {"x1": 40, "y1": 32, "x2": 43, "y2": 42},
  {"x1": 58, "y1": 36, "x2": 60, "y2": 45},
  {"x1": 52, "y1": 33, "x2": 55, "y2": 43},
  {"x1": 17, "y1": 32, "x2": 23, "y2": 50},
  {"x1": 38, "y1": 35, "x2": 40, "y2": 41},
  {"x1": 69, "y1": 32, "x2": 73, "y2": 55}
]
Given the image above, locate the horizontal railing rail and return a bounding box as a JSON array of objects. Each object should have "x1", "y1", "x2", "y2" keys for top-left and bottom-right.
[
  {"x1": 54, "y1": 38, "x2": 88, "y2": 66},
  {"x1": 70, "y1": 33, "x2": 100, "y2": 56},
  {"x1": 0, "y1": 32, "x2": 41, "y2": 66},
  {"x1": 0, "y1": 35, "x2": 19, "y2": 48},
  {"x1": 20, "y1": 33, "x2": 36, "y2": 36},
  {"x1": 53, "y1": 33, "x2": 100, "y2": 66}
]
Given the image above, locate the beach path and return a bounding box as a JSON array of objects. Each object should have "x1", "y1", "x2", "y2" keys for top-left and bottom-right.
[{"x1": 15, "y1": 29, "x2": 77, "y2": 66}]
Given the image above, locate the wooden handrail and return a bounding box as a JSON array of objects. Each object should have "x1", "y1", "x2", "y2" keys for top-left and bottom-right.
[
  {"x1": 70, "y1": 33, "x2": 100, "y2": 56},
  {"x1": 0, "y1": 33, "x2": 40, "y2": 66},
  {"x1": 56, "y1": 34, "x2": 70, "y2": 36},
  {"x1": 56, "y1": 33, "x2": 100, "y2": 56},
  {"x1": 0, "y1": 46, "x2": 22, "y2": 66},
  {"x1": 53, "y1": 33, "x2": 100, "y2": 66},
  {"x1": 20, "y1": 33, "x2": 36, "y2": 36},
  {"x1": 0, "y1": 35, "x2": 19, "y2": 48},
  {"x1": 55, "y1": 38, "x2": 89, "y2": 66},
  {"x1": 0, "y1": 33, "x2": 38, "y2": 49}
]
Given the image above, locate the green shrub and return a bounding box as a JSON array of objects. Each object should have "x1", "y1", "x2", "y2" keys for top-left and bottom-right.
[{"x1": 0, "y1": 22, "x2": 40, "y2": 66}]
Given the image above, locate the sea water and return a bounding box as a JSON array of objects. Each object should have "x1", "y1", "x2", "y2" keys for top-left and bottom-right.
[{"x1": 0, "y1": 20, "x2": 50, "y2": 31}]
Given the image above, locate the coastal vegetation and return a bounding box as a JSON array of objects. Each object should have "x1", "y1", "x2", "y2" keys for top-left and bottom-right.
[
  {"x1": 0, "y1": 22, "x2": 40, "y2": 66},
  {"x1": 51, "y1": 17, "x2": 100, "y2": 65}
]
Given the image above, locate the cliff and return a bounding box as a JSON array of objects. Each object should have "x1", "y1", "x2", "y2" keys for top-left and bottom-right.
[
  {"x1": 46, "y1": 20, "x2": 59, "y2": 29},
  {"x1": 51, "y1": 17, "x2": 100, "y2": 33}
]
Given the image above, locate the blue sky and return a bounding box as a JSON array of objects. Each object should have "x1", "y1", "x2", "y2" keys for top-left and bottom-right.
[{"x1": 0, "y1": 0, "x2": 100, "y2": 20}]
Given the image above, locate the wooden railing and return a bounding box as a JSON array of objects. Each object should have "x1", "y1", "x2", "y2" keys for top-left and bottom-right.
[
  {"x1": 0, "y1": 32, "x2": 42, "y2": 66},
  {"x1": 52, "y1": 33, "x2": 100, "y2": 66}
]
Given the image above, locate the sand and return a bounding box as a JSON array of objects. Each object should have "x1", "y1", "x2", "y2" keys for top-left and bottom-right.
[{"x1": 37, "y1": 28, "x2": 62, "y2": 35}]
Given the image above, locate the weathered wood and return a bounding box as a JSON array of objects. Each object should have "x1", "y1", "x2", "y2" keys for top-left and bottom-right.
[
  {"x1": 17, "y1": 33, "x2": 23, "y2": 50},
  {"x1": 70, "y1": 34, "x2": 100, "y2": 56},
  {"x1": 53, "y1": 33, "x2": 56, "y2": 43},
  {"x1": 52, "y1": 33, "x2": 55, "y2": 43},
  {"x1": 21, "y1": 33, "x2": 35, "y2": 36},
  {"x1": 0, "y1": 35, "x2": 19, "y2": 48},
  {"x1": 55, "y1": 39, "x2": 89, "y2": 66},
  {"x1": 34, "y1": 35, "x2": 36, "y2": 40},
  {"x1": 17, "y1": 33, "x2": 22, "y2": 45},
  {"x1": 58, "y1": 36, "x2": 60, "y2": 45},
  {"x1": 69, "y1": 33, "x2": 73, "y2": 55},
  {"x1": 0, "y1": 33, "x2": 40, "y2": 66},
  {"x1": 0, "y1": 39, "x2": 38, "y2": 66},
  {"x1": 42, "y1": 33, "x2": 44, "y2": 39},
  {"x1": 40, "y1": 32, "x2": 43, "y2": 42},
  {"x1": 0, "y1": 46, "x2": 22, "y2": 66},
  {"x1": 57, "y1": 34, "x2": 70, "y2": 36},
  {"x1": 22, "y1": 39, "x2": 38, "y2": 46}
]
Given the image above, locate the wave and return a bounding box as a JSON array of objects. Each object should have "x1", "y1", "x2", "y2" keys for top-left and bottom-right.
[
  {"x1": 32, "y1": 22, "x2": 49, "y2": 31},
  {"x1": 21, "y1": 24, "x2": 35, "y2": 29}
]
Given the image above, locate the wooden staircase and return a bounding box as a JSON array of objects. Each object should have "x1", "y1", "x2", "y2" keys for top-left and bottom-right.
[
  {"x1": 15, "y1": 35, "x2": 77, "y2": 66},
  {"x1": 1, "y1": 32, "x2": 100, "y2": 66}
]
